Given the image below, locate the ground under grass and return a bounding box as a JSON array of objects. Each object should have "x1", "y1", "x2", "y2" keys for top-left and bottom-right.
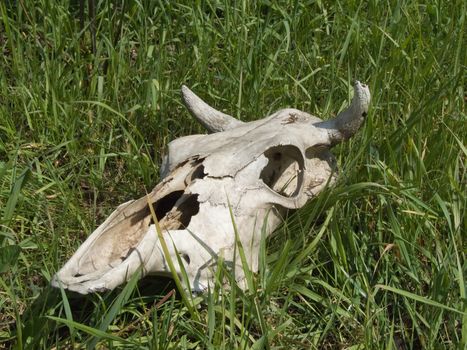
[{"x1": 0, "y1": 1, "x2": 465, "y2": 349}]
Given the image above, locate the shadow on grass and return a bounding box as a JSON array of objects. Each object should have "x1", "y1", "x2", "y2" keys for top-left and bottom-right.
[{"x1": 18, "y1": 276, "x2": 178, "y2": 349}]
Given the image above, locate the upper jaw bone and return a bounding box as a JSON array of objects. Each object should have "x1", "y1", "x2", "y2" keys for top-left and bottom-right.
[{"x1": 52, "y1": 226, "x2": 219, "y2": 294}]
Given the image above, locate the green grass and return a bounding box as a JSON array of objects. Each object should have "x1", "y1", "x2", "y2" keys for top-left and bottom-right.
[{"x1": 0, "y1": 0, "x2": 465, "y2": 348}]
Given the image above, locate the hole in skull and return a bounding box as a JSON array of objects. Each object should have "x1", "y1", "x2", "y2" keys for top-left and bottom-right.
[
  {"x1": 190, "y1": 164, "x2": 206, "y2": 181},
  {"x1": 152, "y1": 192, "x2": 200, "y2": 230},
  {"x1": 174, "y1": 194, "x2": 200, "y2": 228},
  {"x1": 260, "y1": 145, "x2": 303, "y2": 197},
  {"x1": 305, "y1": 145, "x2": 328, "y2": 160},
  {"x1": 181, "y1": 253, "x2": 191, "y2": 265},
  {"x1": 305, "y1": 145, "x2": 337, "y2": 172},
  {"x1": 152, "y1": 191, "x2": 184, "y2": 221}
]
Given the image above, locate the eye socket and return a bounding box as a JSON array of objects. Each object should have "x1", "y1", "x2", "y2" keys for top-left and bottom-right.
[{"x1": 260, "y1": 145, "x2": 304, "y2": 198}]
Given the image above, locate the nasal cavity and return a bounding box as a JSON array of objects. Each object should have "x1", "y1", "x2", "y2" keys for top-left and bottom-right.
[
  {"x1": 152, "y1": 191, "x2": 184, "y2": 221},
  {"x1": 151, "y1": 192, "x2": 200, "y2": 230},
  {"x1": 176, "y1": 194, "x2": 200, "y2": 227},
  {"x1": 190, "y1": 164, "x2": 206, "y2": 181}
]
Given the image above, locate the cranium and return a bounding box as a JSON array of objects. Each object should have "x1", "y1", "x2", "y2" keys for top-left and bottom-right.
[{"x1": 52, "y1": 81, "x2": 370, "y2": 294}]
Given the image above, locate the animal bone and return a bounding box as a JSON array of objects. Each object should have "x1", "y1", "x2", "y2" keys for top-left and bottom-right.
[{"x1": 52, "y1": 81, "x2": 370, "y2": 294}]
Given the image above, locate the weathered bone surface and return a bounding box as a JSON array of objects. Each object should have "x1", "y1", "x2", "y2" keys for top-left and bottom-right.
[{"x1": 52, "y1": 81, "x2": 370, "y2": 294}]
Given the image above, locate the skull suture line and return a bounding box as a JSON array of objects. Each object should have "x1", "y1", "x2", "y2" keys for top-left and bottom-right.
[{"x1": 52, "y1": 81, "x2": 370, "y2": 294}]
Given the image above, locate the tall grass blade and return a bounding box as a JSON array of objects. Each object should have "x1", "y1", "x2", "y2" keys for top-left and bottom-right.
[{"x1": 374, "y1": 284, "x2": 465, "y2": 315}]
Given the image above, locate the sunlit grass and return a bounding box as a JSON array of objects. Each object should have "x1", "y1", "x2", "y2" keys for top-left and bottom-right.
[{"x1": 0, "y1": 0, "x2": 465, "y2": 349}]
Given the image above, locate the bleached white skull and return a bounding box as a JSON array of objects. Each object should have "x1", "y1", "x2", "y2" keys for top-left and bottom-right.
[{"x1": 52, "y1": 81, "x2": 370, "y2": 294}]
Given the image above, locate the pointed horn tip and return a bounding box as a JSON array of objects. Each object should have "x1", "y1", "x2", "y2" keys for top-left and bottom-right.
[
  {"x1": 352, "y1": 80, "x2": 371, "y2": 111},
  {"x1": 181, "y1": 85, "x2": 193, "y2": 98},
  {"x1": 181, "y1": 85, "x2": 201, "y2": 108},
  {"x1": 316, "y1": 80, "x2": 371, "y2": 145}
]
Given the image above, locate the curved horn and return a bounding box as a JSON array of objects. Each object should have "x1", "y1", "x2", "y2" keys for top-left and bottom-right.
[
  {"x1": 316, "y1": 80, "x2": 370, "y2": 145},
  {"x1": 181, "y1": 85, "x2": 244, "y2": 133}
]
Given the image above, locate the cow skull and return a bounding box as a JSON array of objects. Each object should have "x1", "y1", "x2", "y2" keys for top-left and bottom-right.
[{"x1": 52, "y1": 81, "x2": 370, "y2": 294}]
